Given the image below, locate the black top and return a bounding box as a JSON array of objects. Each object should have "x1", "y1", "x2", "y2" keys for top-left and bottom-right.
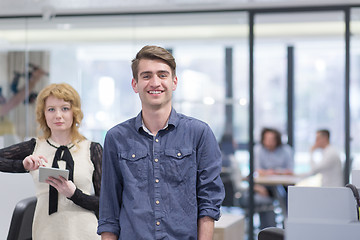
[{"x1": 0, "y1": 138, "x2": 103, "y2": 218}]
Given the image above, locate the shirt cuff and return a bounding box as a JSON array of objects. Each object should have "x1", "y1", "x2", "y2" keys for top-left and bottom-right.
[
  {"x1": 97, "y1": 220, "x2": 120, "y2": 236},
  {"x1": 198, "y1": 208, "x2": 221, "y2": 221},
  {"x1": 68, "y1": 187, "x2": 82, "y2": 202},
  {"x1": 13, "y1": 160, "x2": 27, "y2": 172}
]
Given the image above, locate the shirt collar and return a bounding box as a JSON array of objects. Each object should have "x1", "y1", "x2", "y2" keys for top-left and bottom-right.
[
  {"x1": 135, "y1": 108, "x2": 178, "y2": 134},
  {"x1": 142, "y1": 121, "x2": 168, "y2": 136}
]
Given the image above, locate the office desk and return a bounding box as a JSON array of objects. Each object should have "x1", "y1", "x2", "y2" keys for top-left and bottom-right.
[
  {"x1": 214, "y1": 214, "x2": 245, "y2": 240},
  {"x1": 254, "y1": 174, "x2": 303, "y2": 186}
]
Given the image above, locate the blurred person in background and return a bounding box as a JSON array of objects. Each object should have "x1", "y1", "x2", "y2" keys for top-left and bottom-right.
[
  {"x1": 306, "y1": 129, "x2": 343, "y2": 187},
  {"x1": 240, "y1": 127, "x2": 294, "y2": 229},
  {"x1": 255, "y1": 127, "x2": 294, "y2": 176},
  {"x1": 219, "y1": 133, "x2": 243, "y2": 207}
]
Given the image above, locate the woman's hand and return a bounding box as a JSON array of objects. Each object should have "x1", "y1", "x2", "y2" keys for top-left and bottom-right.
[
  {"x1": 46, "y1": 176, "x2": 76, "y2": 198},
  {"x1": 23, "y1": 155, "x2": 48, "y2": 171}
]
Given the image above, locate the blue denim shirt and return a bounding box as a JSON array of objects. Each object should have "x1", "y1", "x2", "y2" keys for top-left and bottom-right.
[
  {"x1": 254, "y1": 144, "x2": 294, "y2": 171},
  {"x1": 97, "y1": 108, "x2": 224, "y2": 239}
]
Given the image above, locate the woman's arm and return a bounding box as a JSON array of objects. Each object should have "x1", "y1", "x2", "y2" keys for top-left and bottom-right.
[
  {"x1": 0, "y1": 138, "x2": 36, "y2": 172},
  {"x1": 67, "y1": 142, "x2": 103, "y2": 217}
]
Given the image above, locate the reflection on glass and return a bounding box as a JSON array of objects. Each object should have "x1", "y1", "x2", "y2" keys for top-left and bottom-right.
[
  {"x1": 0, "y1": 11, "x2": 249, "y2": 147},
  {"x1": 0, "y1": 51, "x2": 48, "y2": 147}
]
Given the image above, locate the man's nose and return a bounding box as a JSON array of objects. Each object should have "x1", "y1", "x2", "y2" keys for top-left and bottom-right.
[{"x1": 150, "y1": 75, "x2": 161, "y2": 86}]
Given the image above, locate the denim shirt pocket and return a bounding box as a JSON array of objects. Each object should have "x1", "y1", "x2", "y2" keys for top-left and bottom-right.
[
  {"x1": 119, "y1": 150, "x2": 148, "y2": 183},
  {"x1": 164, "y1": 148, "x2": 194, "y2": 185}
]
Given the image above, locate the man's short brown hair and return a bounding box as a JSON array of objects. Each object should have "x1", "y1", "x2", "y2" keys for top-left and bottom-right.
[
  {"x1": 317, "y1": 129, "x2": 330, "y2": 140},
  {"x1": 131, "y1": 45, "x2": 176, "y2": 81}
]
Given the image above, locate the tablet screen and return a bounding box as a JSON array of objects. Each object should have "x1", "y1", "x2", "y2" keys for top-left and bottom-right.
[{"x1": 39, "y1": 167, "x2": 69, "y2": 183}]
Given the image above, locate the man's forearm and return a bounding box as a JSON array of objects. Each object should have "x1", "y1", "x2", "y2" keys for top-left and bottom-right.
[
  {"x1": 198, "y1": 216, "x2": 214, "y2": 240},
  {"x1": 101, "y1": 232, "x2": 118, "y2": 240}
]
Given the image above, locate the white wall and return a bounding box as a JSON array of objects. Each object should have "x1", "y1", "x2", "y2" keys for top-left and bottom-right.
[{"x1": 0, "y1": 172, "x2": 35, "y2": 238}]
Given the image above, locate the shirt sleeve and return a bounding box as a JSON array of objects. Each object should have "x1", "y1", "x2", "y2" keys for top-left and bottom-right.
[
  {"x1": 97, "y1": 130, "x2": 122, "y2": 236},
  {"x1": 0, "y1": 138, "x2": 36, "y2": 173},
  {"x1": 68, "y1": 142, "x2": 102, "y2": 218},
  {"x1": 310, "y1": 147, "x2": 339, "y2": 175},
  {"x1": 196, "y1": 124, "x2": 225, "y2": 221}
]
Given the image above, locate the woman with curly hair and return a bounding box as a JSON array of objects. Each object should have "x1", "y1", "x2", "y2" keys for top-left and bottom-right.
[{"x1": 0, "y1": 83, "x2": 102, "y2": 240}]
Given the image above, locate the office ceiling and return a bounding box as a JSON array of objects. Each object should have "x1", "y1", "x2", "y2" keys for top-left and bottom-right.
[{"x1": 1, "y1": 0, "x2": 360, "y2": 17}]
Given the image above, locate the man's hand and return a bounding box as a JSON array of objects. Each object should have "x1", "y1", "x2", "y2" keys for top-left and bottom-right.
[
  {"x1": 254, "y1": 184, "x2": 270, "y2": 196},
  {"x1": 310, "y1": 143, "x2": 318, "y2": 152}
]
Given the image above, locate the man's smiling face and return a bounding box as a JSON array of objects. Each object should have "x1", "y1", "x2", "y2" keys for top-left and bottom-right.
[{"x1": 132, "y1": 58, "x2": 177, "y2": 111}]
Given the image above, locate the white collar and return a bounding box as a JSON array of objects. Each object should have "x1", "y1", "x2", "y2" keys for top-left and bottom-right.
[{"x1": 142, "y1": 120, "x2": 168, "y2": 137}]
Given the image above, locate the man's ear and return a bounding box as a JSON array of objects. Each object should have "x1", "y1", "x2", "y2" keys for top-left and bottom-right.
[
  {"x1": 131, "y1": 78, "x2": 138, "y2": 93},
  {"x1": 172, "y1": 76, "x2": 178, "y2": 91}
]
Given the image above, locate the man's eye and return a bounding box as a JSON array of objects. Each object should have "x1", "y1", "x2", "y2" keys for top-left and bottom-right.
[
  {"x1": 159, "y1": 74, "x2": 167, "y2": 78},
  {"x1": 142, "y1": 75, "x2": 150, "y2": 79}
]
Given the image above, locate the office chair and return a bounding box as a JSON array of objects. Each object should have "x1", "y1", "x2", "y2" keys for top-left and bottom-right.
[
  {"x1": 258, "y1": 227, "x2": 285, "y2": 240},
  {"x1": 7, "y1": 196, "x2": 37, "y2": 240}
]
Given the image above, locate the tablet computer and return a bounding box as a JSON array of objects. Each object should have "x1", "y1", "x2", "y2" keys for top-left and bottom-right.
[{"x1": 39, "y1": 167, "x2": 69, "y2": 183}]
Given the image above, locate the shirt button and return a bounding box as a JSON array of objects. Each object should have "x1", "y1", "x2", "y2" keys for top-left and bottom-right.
[
  {"x1": 155, "y1": 179, "x2": 159, "y2": 183},
  {"x1": 177, "y1": 152, "x2": 181, "y2": 157},
  {"x1": 156, "y1": 221, "x2": 160, "y2": 226},
  {"x1": 155, "y1": 139, "x2": 159, "y2": 142},
  {"x1": 132, "y1": 154, "x2": 135, "y2": 158},
  {"x1": 154, "y1": 158, "x2": 159, "y2": 163},
  {"x1": 156, "y1": 200, "x2": 160, "y2": 205}
]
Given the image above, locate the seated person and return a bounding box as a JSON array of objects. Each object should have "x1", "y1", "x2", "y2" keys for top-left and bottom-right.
[
  {"x1": 304, "y1": 129, "x2": 343, "y2": 187},
  {"x1": 219, "y1": 132, "x2": 237, "y2": 168},
  {"x1": 255, "y1": 127, "x2": 294, "y2": 176},
  {"x1": 240, "y1": 127, "x2": 294, "y2": 229}
]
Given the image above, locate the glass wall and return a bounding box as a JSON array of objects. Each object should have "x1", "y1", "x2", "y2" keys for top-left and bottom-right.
[
  {"x1": 350, "y1": 8, "x2": 360, "y2": 171},
  {"x1": 0, "y1": 9, "x2": 353, "y2": 176},
  {"x1": 2, "y1": 6, "x2": 360, "y2": 239},
  {"x1": 254, "y1": 11, "x2": 345, "y2": 174},
  {"x1": 0, "y1": 12, "x2": 250, "y2": 239},
  {"x1": 0, "y1": 12, "x2": 249, "y2": 147}
]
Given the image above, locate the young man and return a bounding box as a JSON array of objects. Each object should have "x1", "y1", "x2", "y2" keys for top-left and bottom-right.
[
  {"x1": 97, "y1": 45, "x2": 224, "y2": 240},
  {"x1": 308, "y1": 129, "x2": 343, "y2": 187}
]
